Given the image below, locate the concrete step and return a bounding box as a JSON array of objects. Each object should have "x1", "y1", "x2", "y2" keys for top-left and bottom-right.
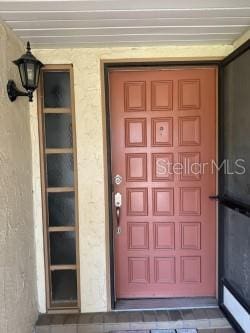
[{"x1": 35, "y1": 308, "x2": 234, "y2": 333}]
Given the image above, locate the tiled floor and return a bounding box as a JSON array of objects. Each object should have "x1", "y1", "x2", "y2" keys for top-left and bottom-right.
[
  {"x1": 112, "y1": 330, "x2": 235, "y2": 333},
  {"x1": 35, "y1": 308, "x2": 235, "y2": 333}
]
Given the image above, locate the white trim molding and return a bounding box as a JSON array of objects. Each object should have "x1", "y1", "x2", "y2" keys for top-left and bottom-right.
[{"x1": 223, "y1": 286, "x2": 250, "y2": 333}]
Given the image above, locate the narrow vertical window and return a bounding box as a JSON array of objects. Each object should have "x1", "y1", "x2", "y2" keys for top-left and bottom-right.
[{"x1": 38, "y1": 65, "x2": 80, "y2": 311}]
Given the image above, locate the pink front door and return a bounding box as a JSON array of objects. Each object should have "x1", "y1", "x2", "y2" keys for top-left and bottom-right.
[{"x1": 109, "y1": 67, "x2": 216, "y2": 298}]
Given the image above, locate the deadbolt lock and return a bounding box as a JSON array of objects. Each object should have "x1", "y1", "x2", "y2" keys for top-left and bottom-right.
[{"x1": 114, "y1": 174, "x2": 122, "y2": 185}]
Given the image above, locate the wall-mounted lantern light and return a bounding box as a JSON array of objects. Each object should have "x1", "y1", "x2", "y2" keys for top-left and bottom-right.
[{"x1": 7, "y1": 41, "x2": 44, "y2": 102}]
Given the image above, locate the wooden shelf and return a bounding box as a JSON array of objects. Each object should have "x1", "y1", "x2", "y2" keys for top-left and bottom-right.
[
  {"x1": 46, "y1": 187, "x2": 74, "y2": 193},
  {"x1": 48, "y1": 226, "x2": 75, "y2": 232},
  {"x1": 48, "y1": 301, "x2": 79, "y2": 313},
  {"x1": 45, "y1": 148, "x2": 73, "y2": 154},
  {"x1": 50, "y1": 265, "x2": 77, "y2": 271},
  {"x1": 50, "y1": 301, "x2": 78, "y2": 308},
  {"x1": 44, "y1": 108, "x2": 71, "y2": 114}
]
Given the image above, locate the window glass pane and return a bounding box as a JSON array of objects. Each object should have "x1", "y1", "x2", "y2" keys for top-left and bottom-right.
[
  {"x1": 48, "y1": 192, "x2": 75, "y2": 226},
  {"x1": 50, "y1": 232, "x2": 76, "y2": 265},
  {"x1": 223, "y1": 206, "x2": 250, "y2": 307},
  {"x1": 43, "y1": 72, "x2": 71, "y2": 108},
  {"x1": 47, "y1": 153, "x2": 74, "y2": 187},
  {"x1": 45, "y1": 114, "x2": 73, "y2": 148},
  {"x1": 51, "y1": 270, "x2": 77, "y2": 302}
]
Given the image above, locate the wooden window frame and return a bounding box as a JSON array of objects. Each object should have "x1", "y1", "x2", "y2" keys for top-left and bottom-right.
[{"x1": 37, "y1": 64, "x2": 80, "y2": 313}]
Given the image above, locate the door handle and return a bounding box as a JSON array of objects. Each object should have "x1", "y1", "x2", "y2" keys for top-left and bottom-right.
[
  {"x1": 209, "y1": 195, "x2": 219, "y2": 200},
  {"x1": 114, "y1": 192, "x2": 122, "y2": 234},
  {"x1": 116, "y1": 206, "x2": 120, "y2": 227}
]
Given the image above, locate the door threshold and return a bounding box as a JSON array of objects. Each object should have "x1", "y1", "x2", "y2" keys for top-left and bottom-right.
[{"x1": 114, "y1": 297, "x2": 218, "y2": 311}]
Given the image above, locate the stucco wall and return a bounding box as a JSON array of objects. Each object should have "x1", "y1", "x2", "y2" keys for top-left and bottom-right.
[
  {"x1": 233, "y1": 29, "x2": 250, "y2": 49},
  {"x1": 30, "y1": 43, "x2": 234, "y2": 313},
  {"x1": 0, "y1": 23, "x2": 38, "y2": 332}
]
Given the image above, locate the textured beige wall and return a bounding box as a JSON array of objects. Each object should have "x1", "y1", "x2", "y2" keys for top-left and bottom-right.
[
  {"x1": 233, "y1": 29, "x2": 250, "y2": 49},
  {"x1": 30, "y1": 43, "x2": 234, "y2": 313},
  {"x1": 0, "y1": 23, "x2": 38, "y2": 332}
]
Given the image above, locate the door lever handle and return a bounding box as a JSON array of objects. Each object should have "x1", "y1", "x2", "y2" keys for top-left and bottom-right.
[
  {"x1": 114, "y1": 192, "x2": 122, "y2": 234},
  {"x1": 116, "y1": 206, "x2": 120, "y2": 227},
  {"x1": 209, "y1": 195, "x2": 220, "y2": 200}
]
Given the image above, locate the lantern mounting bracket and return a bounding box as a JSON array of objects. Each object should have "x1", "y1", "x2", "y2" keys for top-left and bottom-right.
[{"x1": 7, "y1": 80, "x2": 33, "y2": 102}]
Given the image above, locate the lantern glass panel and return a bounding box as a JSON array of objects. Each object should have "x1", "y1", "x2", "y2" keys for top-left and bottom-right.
[
  {"x1": 19, "y1": 63, "x2": 26, "y2": 87},
  {"x1": 27, "y1": 62, "x2": 35, "y2": 87},
  {"x1": 34, "y1": 64, "x2": 42, "y2": 87}
]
